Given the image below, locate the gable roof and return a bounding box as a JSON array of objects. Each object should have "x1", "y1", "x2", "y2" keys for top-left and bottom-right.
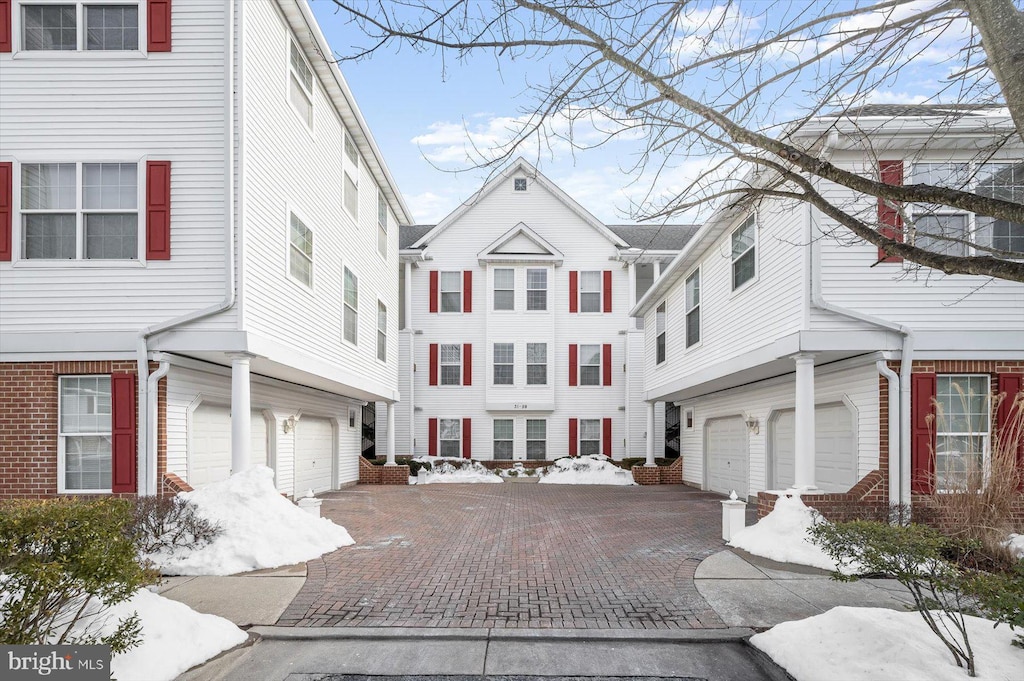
[
  {"x1": 607, "y1": 224, "x2": 699, "y2": 251},
  {"x1": 410, "y1": 158, "x2": 627, "y2": 249},
  {"x1": 477, "y1": 223, "x2": 565, "y2": 265}
]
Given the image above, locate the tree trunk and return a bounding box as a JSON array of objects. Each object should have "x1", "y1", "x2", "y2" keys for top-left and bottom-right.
[{"x1": 966, "y1": 0, "x2": 1024, "y2": 144}]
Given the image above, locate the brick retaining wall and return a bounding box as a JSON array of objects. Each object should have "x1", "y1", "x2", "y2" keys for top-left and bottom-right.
[{"x1": 358, "y1": 457, "x2": 410, "y2": 484}]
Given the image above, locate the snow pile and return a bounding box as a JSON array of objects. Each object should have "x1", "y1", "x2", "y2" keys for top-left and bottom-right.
[
  {"x1": 1003, "y1": 533, "x2": 1024, "y2": 559},
  {"x1": 147, "y1": 466, "x2": 354, "y2": 575},
  {"x1": 538, "y1": 455, "x2": 637, "y2": 486},
  {"x1": 728, "y1": 494, "x2": 844, "y2": 572},
  {"x1": 499, "y1": 462, "x2": 538, "y2": 478},
  {"x1": 751, "y1": 606, "x2": 1023, "y2": 681},
  {"x1": 415, "y1": 457, "x2": 503, "y2": 484},
  {"x1": 82, "y1": 588, "x2": 247, "y2": 681}
]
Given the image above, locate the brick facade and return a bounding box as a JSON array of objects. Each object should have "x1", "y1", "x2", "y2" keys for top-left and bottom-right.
[
  {"x1": 632, "y1": 457, "x2": 684, "y2": 485},
  {"x1": 757, "y1": 470, "x2": 887, "y2": 521},
  {"x1": 0, "y1": 361, "x2": 167, "y2": 499}
]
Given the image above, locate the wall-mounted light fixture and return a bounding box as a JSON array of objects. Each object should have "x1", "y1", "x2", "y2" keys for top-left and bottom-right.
[
  {"x1": 745, "y1": 417, "x2": 760, "y2": 434},
  {"x1": 283, "y1": 416, "x2": 297, "y2": 434}
]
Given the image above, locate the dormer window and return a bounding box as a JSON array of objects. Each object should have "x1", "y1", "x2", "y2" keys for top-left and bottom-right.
[{"x1": 514, "y1": 178, "x2": 527, "y2": 192}]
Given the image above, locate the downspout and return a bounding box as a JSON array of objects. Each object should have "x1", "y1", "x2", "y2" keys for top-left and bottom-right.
[
  {"x1": 136, "y1": 0, "x2": 238, "y2": 495},
  {"x1": 876, "y1": 360, "x2": 900, "y2": 506},
  {"x1": 146, "y1": 359, "x2": 171, "y2": 495}
]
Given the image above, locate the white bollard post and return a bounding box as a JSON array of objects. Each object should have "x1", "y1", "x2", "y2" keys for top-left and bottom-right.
[
  {"x1": 297, "y1": 489, "x2": 322, "y2": 518},
  {"x1": 721, "y1": 490, "x2": 748, "y2": 541}
]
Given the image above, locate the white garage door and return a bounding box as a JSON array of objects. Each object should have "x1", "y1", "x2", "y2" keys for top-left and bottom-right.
[
  {"x1": 706, "y1": 416, "x2": 749, "y2": 498},
  {"x1": 772, "y1": 403, "x2": 856, "y2": 493},
  {"x1": 295, "y1": 417, "x2": 334, "y2": 496},
  {"x1": 190, "y1": 404, "x2": 268, "y2": 488}
]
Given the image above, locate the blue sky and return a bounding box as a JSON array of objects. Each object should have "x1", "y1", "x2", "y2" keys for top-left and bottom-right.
[{"x1": 309, "y1": 0, "x2": 977, "y2": 226}]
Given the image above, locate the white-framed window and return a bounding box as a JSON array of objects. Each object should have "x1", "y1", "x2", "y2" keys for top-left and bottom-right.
[
  {"x1": 377, "y1": 189, "x2": 388, "y2": 258},
  {"x1": 683, "y1": 407, "x2": 695, "y2": 431},
  {"x1": 935, "y1": 374, "x2": 991, "y2": 492},
  {"x1": 343, "y1": 267, "x2": 358, "y2": 345},
  {"x1": 288, "y1": 212, "x2": 313, "y2": 287},
  {"x1": 514, "y1": 178, "x2": 527, "y2": 191},
  {"x1": 376, "y1": 300, "x2": 387, "y2": 362},
  {"x1": 289, "y1": 39, "x2": 314, "y2": 128},
  {"x1": 344, "y1": 171, "x2": 358, "y2": 219},
  {"x1": 579, "y1": 419, "x2": 601, "y2": 456},
  {"x1": 344, "y1": 129, "x2": 359, "y2": 167},
  {"x1": 910, "y1": 162, "x2": 1024, "y2": 256},
  {"x1": 439, "y1": 418, "x2": 461, "y2": 457},
  {"x1": 685, "y1": 268, "x2": 700, "y2": 347},
  {"x1": 58, "y1": 375, "x2": 112, "y2": 493},
  {"x1": 22, "y1": 162, "x2": 139, "y2": 260},
  {"x1": 440, "y1": 271, "x2": 462, "y2": 313},
  {"x1": 526, "y1": 268, "x2": 547, "y2": 311},
  {"x1": 493, "y1": 343, "x2": 514, "y2": 385},
  {"x1": 527, "y1": 343, "x2": 547, "y2": 385},
  {"x1": 579, "y1": 271, "x2": 602, "y2": 313},
  {"x1": 22, "y1": 2, "x2": 140, "y2": 51},
  {"x1": 656, "y1": 302, "x2": 667, "y2": 364},
  {"x1": 493, "y1": 418, "x2": 513, "y2": 460},
  {"x1": 440, "y1": 344, "x2": 461, "y2": 385},
  {"x1": 579, "y1": 344, "x2": 601, "y2": 386},
  {"x1": 526, "y1": 419, "x2": 546, "y2": 460},
  {"x1": 731, "y1": 216, "x2": 756, "y2": 290},
  {"x1": 493, "y1": 268, "x2": 515, "y2": 311}
]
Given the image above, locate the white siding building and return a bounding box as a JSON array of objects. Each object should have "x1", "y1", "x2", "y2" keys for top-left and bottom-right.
[{"x1": 0, "y1": 0, "x2": 412, "y2": 498}]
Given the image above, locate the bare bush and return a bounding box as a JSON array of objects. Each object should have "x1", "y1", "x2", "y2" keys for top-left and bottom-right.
[{"x1": 129, "y1": 496, "x2": 221, "y2": 555}]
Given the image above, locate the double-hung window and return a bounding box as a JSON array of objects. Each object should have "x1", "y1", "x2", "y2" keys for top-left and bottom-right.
[
  {"x1": 731, "y1": 216, "x2": 756, "y2": 290},
  {"x1": 493, "y1": 343, "x2": 514, "y2": 385},
  {"x1": 656, "y1": 302, "x2": 667, "y2": 364},
  {"x1": 526, "y1": 419, "x2": 546, "y2": 460},
  {"x1": 376, "y1": 301, "x2": 387, "y2": 362},
  {"x1": 527, "y1": 343, "x2": 547, "y2": 385},
  {"x1": 934, "y1": 374, "x2": 990, "y2": 491},
  {"x1": 59, "y1": 376, "x2": 112, "y2": 492},
  {"x1": 493, "y1": 268, "x2": 514, "y2": 310},
  {"x1": 344, "y1": 130, "x2": 359, "y2": 166},
  {"x1": 344, "y1": 172, "x2": 358, "y2": 219},
  {"x1": 579, "y1": 271, "x2": 602, "y2": 312},
  {"x1": 377, "y1": 190, "x2": 388, "y2": 258},
  {"x1": 493, "y1": 419, "x2": 513, "y2": 460},
  {"x1": 288, "y1": 213, "x2": 313, "y2": 287},
  {"x1": 23, "y1": 163, "x2": 139, "y2": 260},
  {"x1": 526, "y1": 268, "x2": 547, "y2": 310},
  {"x1": 440, "y1": 272, "x2": 462, "y2": 312},
  {"x1": 579, "y1": 419, "x2": 601, "y2": 456},
  {"x1": 579, "y1": 344, "x2": 601, "y2": 386},
  {"x1": 685, "y1": 268, "x2": 700, "y2": 347},
  {"x1": 289, "y1": 40, "x2": 314, "y2": 127},
  {"x1": 22, "y1": 2, "x2": 139, "y2": 51},
  {"x1": 440, "y1": 344, "x2": 461, "y2": 385},
  {"x1": 343, "y1": 267, "x2": 358, "y2": 344},
  {"x1": 439, "y1": 418, "x2": 461, "y2": 457}
]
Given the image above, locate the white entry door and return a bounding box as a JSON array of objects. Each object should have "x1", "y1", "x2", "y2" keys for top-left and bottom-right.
[
  {"x1": 294, "y1": 417, "x2": 334, "y2": 496},
  {"x1": 190, "y1": 404, "x2": 268, "y2": 488},
  {"x1": 706, "y1": 416, "x2": 749, "y2": 498},
  {"x1": 772, "y1": 403, "x2": 856, "y2": 492}
]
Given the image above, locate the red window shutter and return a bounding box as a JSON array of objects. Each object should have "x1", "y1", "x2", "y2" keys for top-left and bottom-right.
[
  {"x1": 429, "y1": 343, "x2": 439, "y2": 386},
  {"x1": 463, "y1": 343, "x2": 472, "y2": 386},
  {"x1": 462, "y1": 418, "x2": 472, "y2": 459},
  {"x1": 910, "y1": 372, "x2": 937, "y2": 494},
  {"x1": 0, "y1": 0, "x2": 11, "y2": 53},
  {"x1": 602, "y1": 344, "x2": 612, "y2": 387},
  {"x1": 0, "y1": 162, "x2": 11, "y2": 261},
  {"x1": 603, "y1": 270, "x2": 612, "y2": 313},
  {"x1": 146, "y1": 161, "x2": 172, "y2": 260},
  {"x1": 997, "y1": 374, "x2": 1024, "y2": 489},
  {"x1": 602, "y1": 417, "x2": 612, "y2": 457},
  {"x1": 569, "y1": 344, "x2": 578, "y2": 387},
  {"x1": 463, "y1": 270, "x2": 473, "y2": 313},
  {"x1": 569, "y1": 270, "x2": 578, "y2": 313},
  {"x1": 428, "y1": 418, "x2": 438, "y2": 456},
  {"x1": 147, "y1": 0, "x2": 172, "y2": 52},
  {"x1": 877, "y1": 160, "x2": 903, "y2": 263},
  {"x1": 569, "y1": 418, "x2": 578, "y2": 456},
  {"x1": 110, "y1": 373, "x2": 137, "y2": 493},
  {"x1": 429, "y1": 271, "x2": 439, "y2": 313}
]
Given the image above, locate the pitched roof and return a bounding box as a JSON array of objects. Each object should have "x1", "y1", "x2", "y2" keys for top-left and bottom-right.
[
  {"x1": 401, "y1": 223, "x2": 697, "y2": 252},
  {"x1": 839, "y1": 104, "x2": 1004, "y2": 118}
]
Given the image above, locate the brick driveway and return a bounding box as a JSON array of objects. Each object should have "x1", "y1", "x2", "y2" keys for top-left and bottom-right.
[{"x1": 277, "y1": 483, "x2": 731, "y2": 629}]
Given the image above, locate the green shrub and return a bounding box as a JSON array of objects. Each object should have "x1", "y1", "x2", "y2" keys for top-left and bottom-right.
[
  {"x1": 618, "y1": 457, "x2": 676, "y2": 470},
  {"x1": 129, "y1": 495, "x2": 222, "y2": 554},
  {"x1": 962, "y1": 562, "x2": 1024, "y2": 647},
  {"x1": 0, "y1": 498, "x2": 156, "y2": 652},
  {"x1": 367, "y1": 457, "x2": 431, "y2": 475}
]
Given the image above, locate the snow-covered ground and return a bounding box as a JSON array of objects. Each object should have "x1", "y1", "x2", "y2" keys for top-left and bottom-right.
[
  {"x1": 413, "y1": 457, "x2": 504, "y2": 483},
  {"x1": 498, "y1": 462, "x2": 539, "y2": 478},
  {"x1": 146, "y1": 466, "x2": 354, "y2": 575},
  {"x1": 1004, "y1": 533, "x2": 1024, "y2": 559},
  {"x1": 727, "y1": 493, "x2": 844, "y2": 572},
  {"x1": 538, "y1": 455, "x2": 637, "y2": 485},
  {"x1": 751, "y1": 606, "x2": 1023, "y2": 681}
]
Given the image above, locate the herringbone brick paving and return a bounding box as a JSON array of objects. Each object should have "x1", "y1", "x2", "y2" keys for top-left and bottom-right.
[{"x1": 278, "y1": 483, "x2": 731, "y2": 629}]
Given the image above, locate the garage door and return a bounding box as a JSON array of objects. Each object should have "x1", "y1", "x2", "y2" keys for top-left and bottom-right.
[
  {"x1": 190, "y1": 404, "x2": 268, "y2": 488},
  {"x1": 771, "y1": 404, "x2": 855, "y2": 492},
  {"x1": 706, "y1": 416, "x2": 749, "y2": 498},
  {"x1": 295, "y1": 417, "x2": 334, "y2": 496}
]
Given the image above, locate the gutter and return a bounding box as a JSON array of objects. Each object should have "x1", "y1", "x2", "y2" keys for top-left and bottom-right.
[{"x1": 135, "y1": 0, "x2": 238, "y2": 495}]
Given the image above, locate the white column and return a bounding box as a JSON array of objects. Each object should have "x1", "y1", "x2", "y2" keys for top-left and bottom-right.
[
  {"x1": 403, "y1": 261, "x2": 414, "y2": 330},
  {"x1": 385, "y1": 401, "x2": 397, "y2": 466},
  {"x1": 230, "y1": 353, "x2": 253, "y2": 474},
  {"x1": 627, "y1": 261, "x2": 637, "y2": 329},
  {"x1": 645, "y1": 401, "x2": 657, "y2": 467},
  {"x1": 793, "y1": 352, "x2": 817, "y2": 490}
]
